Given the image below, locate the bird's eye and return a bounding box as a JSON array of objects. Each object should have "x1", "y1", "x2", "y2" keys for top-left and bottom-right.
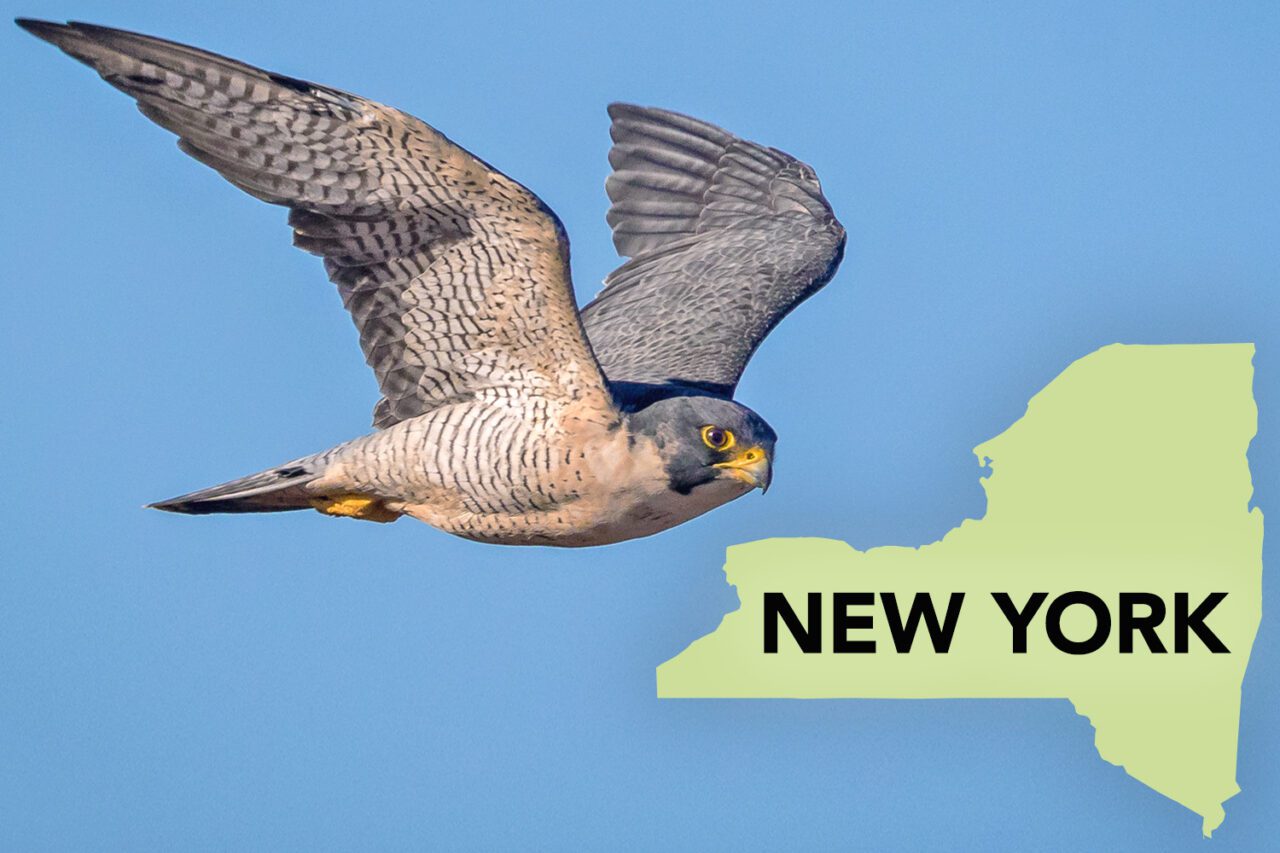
[{"x1": 701, "y1": 425, "x2": 735, "y2": 451}]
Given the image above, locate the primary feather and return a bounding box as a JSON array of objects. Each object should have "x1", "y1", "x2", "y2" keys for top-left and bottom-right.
[{"x1": 17, "y1": 18, "x2": 613, "y2": 431}]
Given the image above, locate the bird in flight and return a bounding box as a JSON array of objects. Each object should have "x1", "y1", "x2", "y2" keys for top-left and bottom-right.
[{"x1": 19, "y1": 19, "x2": 845, "y2": 547}]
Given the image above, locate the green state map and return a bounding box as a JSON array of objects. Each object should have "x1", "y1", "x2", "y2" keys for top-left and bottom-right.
[{"x1": 659, "y1": 344, "x2": 1263, "y2": 836}]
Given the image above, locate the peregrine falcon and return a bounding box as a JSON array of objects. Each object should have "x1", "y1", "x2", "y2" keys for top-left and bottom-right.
[{"x1": 19, "y1": 20, "x2": 846, "y2": 547}]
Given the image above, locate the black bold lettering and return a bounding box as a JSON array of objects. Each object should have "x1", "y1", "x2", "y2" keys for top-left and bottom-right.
[
  {"x1": 1175, "y1": 592, "x2": 1230, "y2": 653},
  {"x1": 1119, "y1": 592, "x2": 1167, "y2": 653},
  {"x1": 881, "y1": 592, "x2": 965, "y2": 653},
  {"x1": 992, "y1": 592, "x2": 1048, "y2": 653},
  {"x1": 833, "y1": 592, "x2": 875, "y2": 653},
  {"x1": 763, "y1": 592, "x2": 823, "y2": 653},
  {"x1": 1045, "y1": 591, "x2": 1111, "y2": 654}
]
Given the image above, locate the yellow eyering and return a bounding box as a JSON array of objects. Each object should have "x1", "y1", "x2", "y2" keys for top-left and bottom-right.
[
  {"x1": 310, "y1": 493, "x2": 400, "y2": 523},
  {"x1": 701, "y1": 425, "x2": 736, "y2": 452}
]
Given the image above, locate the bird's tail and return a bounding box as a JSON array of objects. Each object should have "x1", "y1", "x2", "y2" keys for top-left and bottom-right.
[{"x1": 149, "y1": 461, "x2": 321, "y2": 515}]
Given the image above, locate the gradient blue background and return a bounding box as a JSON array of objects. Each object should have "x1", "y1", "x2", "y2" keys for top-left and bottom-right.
[{"x1": 3, "y1": 1, "x2": 1276, "y2": 849}]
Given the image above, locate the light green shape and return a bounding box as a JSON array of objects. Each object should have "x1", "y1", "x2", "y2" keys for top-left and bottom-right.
[{"x1": 658, "y1": 344, "x2": 1262, "y2": 837}]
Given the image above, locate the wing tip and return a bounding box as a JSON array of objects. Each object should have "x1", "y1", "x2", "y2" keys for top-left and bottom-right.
[
  {"x1": 15, "y1": 18, "x2": 110, "y2": 40},
  {"x1": 15, "y1": 19, "x2": 124, "y2": 62},
  {"x1": 146, "y1": 498, "x2": 199, "y2": 515},
  {"x1": 15, "y1": 17, "x2": 69, "y2": 42}
]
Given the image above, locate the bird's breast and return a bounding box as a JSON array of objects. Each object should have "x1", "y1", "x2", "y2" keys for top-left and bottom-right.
[
  {"x1": 394, "y1": 423, "x2": 751, "y2": 546},
  {"x1": 513, "y1": 429, "x2": 752, "y2": 546}
]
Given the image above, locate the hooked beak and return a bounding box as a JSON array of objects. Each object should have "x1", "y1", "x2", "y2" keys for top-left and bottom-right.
[{"x1": 714, "y1": 445, "x2": 772, "y2": 493}]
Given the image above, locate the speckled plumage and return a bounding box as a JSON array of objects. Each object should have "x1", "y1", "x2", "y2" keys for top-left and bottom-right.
[{"x1": 20, "y1": 20, "x2": 845, "y2": 546}]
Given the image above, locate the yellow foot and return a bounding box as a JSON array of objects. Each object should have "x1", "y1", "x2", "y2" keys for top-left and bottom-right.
[{"x1": 309, "y1": 493, "x2": 400, "y2": 523}]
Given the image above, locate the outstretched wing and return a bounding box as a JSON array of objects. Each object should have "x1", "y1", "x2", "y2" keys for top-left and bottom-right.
[
  {"x1": 20, "y1": 20, "x2": 613, "y2": 428},
  {"x1": 580, "y1": 104, "x2": 846, "y2": 398}
]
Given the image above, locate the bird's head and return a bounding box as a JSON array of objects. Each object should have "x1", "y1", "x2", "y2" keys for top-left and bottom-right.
[{"x1": 626, "y1": 394, "x2": 776, "y2": 496}]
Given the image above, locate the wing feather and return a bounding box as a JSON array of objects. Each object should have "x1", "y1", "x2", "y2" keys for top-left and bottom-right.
[
  {"x1": 583, "y1": 104, "x2": 845, "y2": 396},
  {"x1": 20, "y1": 19, "x2": 613, "y2": 428}
]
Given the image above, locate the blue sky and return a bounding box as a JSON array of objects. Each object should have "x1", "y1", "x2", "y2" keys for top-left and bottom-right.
[{"x1": 2, "y1": 1, "x2": 1276, "y2": 849}]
